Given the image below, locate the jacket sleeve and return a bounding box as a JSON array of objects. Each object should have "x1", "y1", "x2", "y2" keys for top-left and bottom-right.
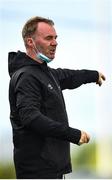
[
  {"x1": 15, "y1": 72, "x2": 81, "y2": 144},
  {"x1": 50, "y1": 68, "x2": 99, "y2": 90}
]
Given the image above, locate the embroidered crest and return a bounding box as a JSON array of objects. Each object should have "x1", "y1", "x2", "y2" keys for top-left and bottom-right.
[{"x1": 48, "y1": 83, "x2": 53, "y2": 90}]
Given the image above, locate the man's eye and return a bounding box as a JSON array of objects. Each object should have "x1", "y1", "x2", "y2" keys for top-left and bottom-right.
[{"x1": 45, "y1": 36, "x2": 52, "y2": 40}]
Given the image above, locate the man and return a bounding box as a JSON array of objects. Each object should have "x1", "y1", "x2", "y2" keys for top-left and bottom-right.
[{"x1": 8, "y1": 16, "x2": 105, "y2": 179}]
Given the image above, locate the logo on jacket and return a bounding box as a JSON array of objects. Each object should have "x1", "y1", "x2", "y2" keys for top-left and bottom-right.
[{"x1": 48, "y1": 83, "x2": 53, "y2": 90}]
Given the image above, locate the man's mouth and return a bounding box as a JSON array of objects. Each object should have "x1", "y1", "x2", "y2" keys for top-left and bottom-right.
[{"x1": 50, "y1": 48, "x2": 56, "y2": 54}]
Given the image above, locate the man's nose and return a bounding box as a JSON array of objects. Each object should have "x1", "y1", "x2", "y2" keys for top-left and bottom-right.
[{"x1": 51, "y1": 39, "x2": 58, "y2": 46}]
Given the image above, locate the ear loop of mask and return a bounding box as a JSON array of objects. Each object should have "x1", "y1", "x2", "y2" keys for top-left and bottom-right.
[{"x1": 32, "y1": 39, "x2": 52, "y2": 63}]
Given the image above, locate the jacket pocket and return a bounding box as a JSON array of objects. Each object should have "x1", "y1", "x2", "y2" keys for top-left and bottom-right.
[
  {"x1": 40, "y1": 137, "x2": 70, "y2": 171},
  {"x1": 40, "y1": 138, "x2": 57, "y2": 169}
]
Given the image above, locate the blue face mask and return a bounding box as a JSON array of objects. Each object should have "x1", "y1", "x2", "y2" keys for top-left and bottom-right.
[
  {"x1": 37, "y1": 52, "x2": 52, "y2": 63},
  {"x1": 32, "y1": 39, "x2": 53, "y2": 63}
]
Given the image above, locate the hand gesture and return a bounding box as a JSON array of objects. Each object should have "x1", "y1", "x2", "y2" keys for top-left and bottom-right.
[
  {"x1": 96, "y1": 72, "x2": 106, "y2": 86},
  {"x1": 78, "y1": 131, "x2": 90, "y2": 145}
]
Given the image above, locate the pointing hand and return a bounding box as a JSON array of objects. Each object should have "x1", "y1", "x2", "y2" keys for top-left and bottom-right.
[{"x1": 96, "y1": 72, "x2": 106, "y2": 86}]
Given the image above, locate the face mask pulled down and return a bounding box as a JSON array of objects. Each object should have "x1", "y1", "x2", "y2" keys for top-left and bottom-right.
[{"x1": 32, "y1": 40, "x2": 53, "y2": 63}]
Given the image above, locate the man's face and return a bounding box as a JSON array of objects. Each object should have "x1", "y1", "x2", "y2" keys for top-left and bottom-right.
[{"x1": 34, "y1": 22, "x2": 58, "y2": 60}]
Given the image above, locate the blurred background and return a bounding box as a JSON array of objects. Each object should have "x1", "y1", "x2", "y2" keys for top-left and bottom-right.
[{"x1": 0, "y1": 0, "x2": 112, "y2": 178}]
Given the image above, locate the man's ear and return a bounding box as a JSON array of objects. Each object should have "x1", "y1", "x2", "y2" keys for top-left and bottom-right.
[{"x1": 26, "y1": 37, "x2": 34, "y2": 47}]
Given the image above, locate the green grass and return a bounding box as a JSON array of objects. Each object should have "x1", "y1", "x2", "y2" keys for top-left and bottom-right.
[{"x1": 0, "y1": 162, "x2": 16, "y2": 179}]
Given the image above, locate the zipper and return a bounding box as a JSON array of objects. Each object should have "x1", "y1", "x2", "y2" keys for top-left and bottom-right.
[{"x1": 49, "y1": 71, "x2": 61, "y2": 91}]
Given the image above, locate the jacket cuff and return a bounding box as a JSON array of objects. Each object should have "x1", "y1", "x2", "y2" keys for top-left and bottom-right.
[
  {"x1": 67, "y1": 127, "x2": 81, "y2": 144},
  {"x1": 84, "y1": 70, "x2": 99, "y2": 83}
]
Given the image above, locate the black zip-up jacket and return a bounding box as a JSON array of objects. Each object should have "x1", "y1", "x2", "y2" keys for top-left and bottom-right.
[{"x1": 8, "y1": 51, "x2": 99, "y2": 178}]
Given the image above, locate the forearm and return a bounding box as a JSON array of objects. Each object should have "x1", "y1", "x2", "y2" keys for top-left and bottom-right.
[
  {"x1": 19, "y1": 107, "x2": 81, "y2": 144},
  {"x1": 30, "y1": 117, "x2": 81, "y2": 144},
  {"x1": 51, "y1": 68, "x2": 99, "y2": 90},
  {"x1": 66, "y1": 69, "x2": 99, "y2": 89}
]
